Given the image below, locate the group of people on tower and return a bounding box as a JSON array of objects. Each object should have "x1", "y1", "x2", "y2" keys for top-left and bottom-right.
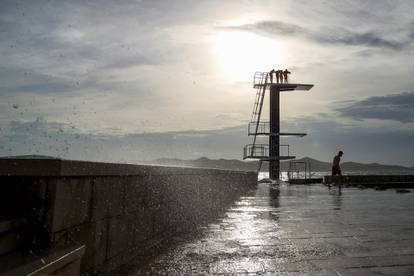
[{"x1": 268, "y1": 69, "x2": 291, "y2": 84}]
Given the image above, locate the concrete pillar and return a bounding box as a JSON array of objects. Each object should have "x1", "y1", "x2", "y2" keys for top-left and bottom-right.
[{"x1": 269, "y1": 85, "x2": 280, "y2": 180}]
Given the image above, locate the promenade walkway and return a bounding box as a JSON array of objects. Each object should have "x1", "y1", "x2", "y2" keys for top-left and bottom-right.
[{"x1": 136, "y1": 183, "x2": 414, "y2": 275}]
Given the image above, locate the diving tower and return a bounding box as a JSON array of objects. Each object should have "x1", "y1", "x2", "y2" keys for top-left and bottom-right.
[{"x1": 243, "y1": 71, "x2": 314, "y2": 180}]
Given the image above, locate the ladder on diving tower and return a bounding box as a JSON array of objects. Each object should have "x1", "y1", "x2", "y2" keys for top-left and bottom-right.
[{"x1": 250, "y1": 73, "x2": 268, "y2": 172}]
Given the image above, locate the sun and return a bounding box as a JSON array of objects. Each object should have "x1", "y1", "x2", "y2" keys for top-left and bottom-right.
[{"x1": 212, "y1": 30, "x2": 287, "y2": 82}]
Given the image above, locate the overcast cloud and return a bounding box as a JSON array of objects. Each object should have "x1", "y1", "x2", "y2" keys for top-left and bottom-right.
[
  {"x1": 222, "y1": 20, "x2": 407, "y2": 50},
  {"x1": 336, "y1": 91, "x2": 414, "y2": 123}
]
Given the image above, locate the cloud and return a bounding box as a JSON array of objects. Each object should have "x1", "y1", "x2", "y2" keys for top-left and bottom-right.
[
  {"x1": 1, "y1": 0, "x2": 414, "y2": 154},
  {"x1": 0, "y1": 66, "x2": 76, "y2": 96},
  {"x1": 222, "y1": 20, "x2": 406, "y2": 50},
  {"x1": 223, "y1": 21, "x2": 304, "y2": 36},
  {"x1": 409, "y1": 23, "x2": 414, "y2": 40},
  {"x1": 317, "y1": 29, "x2": 404, "y2": 50},
  {"x1": 0, "y1": 1, "x2": 186, "y2": 90},
  {"x1": 335, "y1": 91, "x2": 414, "y2": 123},
  {"x1": 0, "y1": 118, "x2": 250, "y2": 162}
]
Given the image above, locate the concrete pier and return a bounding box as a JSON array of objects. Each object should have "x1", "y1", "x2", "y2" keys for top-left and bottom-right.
[
  {"x1": 289, "y1": 178, "x2": 324, "y2": 184},
  {"x1": 0, "y1": 157, "x2": 257, "y2": 275},
  {"x1": 135, "y1": 183, "x2": 414, "y2": 275},
  {"x1": 324, "y1": 175, "x2": 414, "y2": 188}
]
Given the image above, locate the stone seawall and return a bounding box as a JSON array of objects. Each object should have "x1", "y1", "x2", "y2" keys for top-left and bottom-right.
[
  {"x1": 0, "y1": 157, "x2": 257, "y2": 274},
  {"x1": 324, "y1": 175, "x2": 414, "y2": 187}
]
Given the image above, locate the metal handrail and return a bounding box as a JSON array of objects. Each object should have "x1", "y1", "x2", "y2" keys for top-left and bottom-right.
[
  {"x1": 243, "y1": 144, "x2": 291, "y2": 159},
  {"x1": 243, "y1": 144, "x2": 268, "y2": 159},
  {"x1": 248, "y1": 122, "x2": 307, "y2": 137},
  {"x1": 253, "y1": 72, "x2": 268, "y2": 87},
  {"x1": 254, "y1": 71, "x2": 294, "y2": 87},
  {"x1": 288, "y1": 161, "x2": 311, "y2": 181},
  {"x1": 248, "y1": 122, "x2": 269, "y2": 135}
]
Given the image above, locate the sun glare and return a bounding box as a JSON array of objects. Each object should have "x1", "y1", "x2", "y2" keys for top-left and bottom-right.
[{"x1": 212, "y1": 30, "x2": 286, "y2": 82}]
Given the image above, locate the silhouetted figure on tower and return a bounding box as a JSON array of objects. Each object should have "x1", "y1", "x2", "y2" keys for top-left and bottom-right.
[
  {"x1": 269, "y1": 69, "x2": 275, "y2": 83},
  {"x1": 283, "y1": 69, "x2": 291, "y2": 83},
  {"x1": 276, "y1": 70, "x2": 282, "y2": 83}
]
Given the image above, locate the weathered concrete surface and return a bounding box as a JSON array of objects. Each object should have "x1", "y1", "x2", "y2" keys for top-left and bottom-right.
[
  {"x1": 0, "y1": 157, "x2": 257, "y2": 274},
  {"x1": 0, "y1": 156, "x2": 255, "y2": 177},
  {"x1": 135, "y1": 183, "x2": 414, "y2": 275}
]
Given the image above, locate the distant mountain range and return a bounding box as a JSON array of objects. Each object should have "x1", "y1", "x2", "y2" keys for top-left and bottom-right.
[
  {"x1": 144, "y1": 157, "x2": 414, "y2": 172},
  {"x1": 3, "y1": 155, "x2": 413, "y2": 172}
]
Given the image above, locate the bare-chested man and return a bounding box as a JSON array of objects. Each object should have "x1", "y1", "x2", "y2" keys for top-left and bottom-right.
[
  {"x1": 276, "y1": 70, "x2": 282, "y2": 83},
  {"x1": 269, "y1": 69, "x2": 275, "y2": 83}
]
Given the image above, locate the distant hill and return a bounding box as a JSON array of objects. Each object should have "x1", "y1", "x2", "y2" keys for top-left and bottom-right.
[
  {"x1": 287, "y1": 157, "x2": 414, "y2": 172},
  {"x1": 144, "y1": 157, "x2": 414, "y2": 172},
  {"x1": 146, "y1": 157, "x2": 259, "y2": 171},
  {"x1": 341, "y1": 161, "x2": 413, "y2": 172},
  {"x1": 2, "y1": 155, "x2": 412, "y2": 172},
  {"x1": 291, "y1": 157, "x2": 330, "y2": 171}
]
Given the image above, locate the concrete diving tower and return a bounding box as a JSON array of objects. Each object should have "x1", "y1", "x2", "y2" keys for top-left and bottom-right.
[{"x1": 243, "y1": 71, "x2": 313, "y2": 180}]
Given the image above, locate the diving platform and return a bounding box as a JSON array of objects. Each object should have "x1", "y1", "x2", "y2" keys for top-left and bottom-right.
[
  {"x1": 243, "y1": 144, "x2": 295, "y2": 160},
  {"x1": 254, "y1": 83, "x2": 314, "y2": 91},
  {"x1": 253, "y1": 72, "x2": 313, "y2": 90}
]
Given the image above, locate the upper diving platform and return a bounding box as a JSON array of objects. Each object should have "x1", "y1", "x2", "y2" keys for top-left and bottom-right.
[{"x1": 253, "y1": 71, "x2": 313, "y2": 91}]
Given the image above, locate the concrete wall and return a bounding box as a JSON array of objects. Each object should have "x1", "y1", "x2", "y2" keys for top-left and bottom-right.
[
  {"x1": 3, "y1": 245, "x2": 85, "y2": 276},
  {"x1": 324, "y1": 175, "x2": 414, "y2": 187},
  {"x1": 0, "y1": 157, "x2": 257, "y2": 274}
]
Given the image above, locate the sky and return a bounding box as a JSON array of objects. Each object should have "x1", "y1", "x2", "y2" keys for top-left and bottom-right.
[{"x1": 1, "y1": 0, "x2": 414, "y2": 166}]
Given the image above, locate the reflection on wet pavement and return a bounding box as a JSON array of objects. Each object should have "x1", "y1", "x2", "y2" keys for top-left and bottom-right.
[{"x1": 136, "y1": 183, "x2": 414, "y2": 275}]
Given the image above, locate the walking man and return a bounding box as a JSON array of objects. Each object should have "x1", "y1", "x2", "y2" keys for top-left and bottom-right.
[{"x1": 332, "y1": 151, "x2": 343, "y2": 176}]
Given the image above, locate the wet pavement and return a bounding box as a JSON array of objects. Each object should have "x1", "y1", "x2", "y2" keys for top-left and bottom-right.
[{"x1": 136, "y1": 183, "x2": 414, "y2": 275}]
